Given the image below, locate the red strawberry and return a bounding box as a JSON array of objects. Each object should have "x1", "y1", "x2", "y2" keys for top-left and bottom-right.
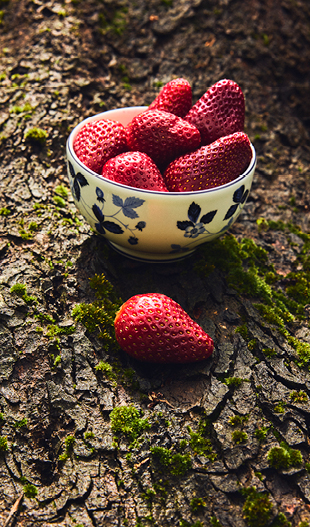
[
  {"x1": 185, "y1": 79, "x2": 245, "y2": 145},
  {"x1": 114, "y1": 293, "x2": 214, "y2": 364},
  {"x1": 73, "y1": 119, "x2": 128, "y2": 174},
  {"x1": 101, "y1": 151, "x2": 168, "y2": 192},
  {"x1": 164, "y1": 132, "x2": 252, "y2": 192},
  {"x1": 148, "y1": 78, "x2": 192, "y2": 117},
  {"x1": 126, "y1": 109, "x2": 201, "y2": 169}
]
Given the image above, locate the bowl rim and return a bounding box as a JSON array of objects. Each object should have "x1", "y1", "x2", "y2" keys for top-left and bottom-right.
[{"x1": 67, "y1": 106, "x2": 257, "y2": 197}]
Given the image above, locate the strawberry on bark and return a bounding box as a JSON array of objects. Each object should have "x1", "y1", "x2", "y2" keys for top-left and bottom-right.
[
  {"x1": 185, "y1": 79, "x2": 245, "y2": 145},
  {"x1": 114, "y1": 293, "x2": 214, "y2": 364},
  {"x1": 101, "y1": 151, "x2": 168, "y2": 192},
  {"x1": 148, "y1": 78, "x2": 192, "y2": 117},
  {"x1": 126, "y1": 109, "x2": 201, "y2": 169},
  {"x1": 73, "y1": 119, "x2": 128, "y2": 174},
  {"x1": 164, "y1": 132, "x2": 252, "y2": 192}
]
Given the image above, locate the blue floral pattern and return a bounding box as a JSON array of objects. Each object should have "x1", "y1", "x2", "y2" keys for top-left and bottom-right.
[
  {"x1": 172, "y1": 184, "x2": 250, "y2": 253},
  {"x1": 68, "y1": 161, "x2": 146, "y2": 245},
  {"x1": 68, "y1": 159, "x2": 250, "y2": 254}
]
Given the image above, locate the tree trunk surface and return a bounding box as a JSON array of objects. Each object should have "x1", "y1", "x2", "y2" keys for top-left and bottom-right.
[{"x1": 1, "y1": 1, "x2": 310, "y2": 526}]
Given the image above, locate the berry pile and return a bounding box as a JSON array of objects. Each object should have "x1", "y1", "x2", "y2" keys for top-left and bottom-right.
[{"x1": 73, "y1": 78, "x2": 252, "y2": 192}]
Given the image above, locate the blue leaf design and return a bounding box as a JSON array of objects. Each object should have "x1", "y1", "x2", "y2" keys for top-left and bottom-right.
[
  {"x1": 76, "y1": 172, "x2": 89, "y2": 187},
  {"x1": 112, "y1": 194, "x2": 124, "y2": 207},
  {"x1": 68, "y1": 161, "x2": 75, "y2": 178},
  {"x1": 177, "y1": 220, "x2": 194, "y2": 231},
  {"x1": 123, "y1": 196, "x2": 145, "y2": 209},
  {"x1": 188, "y1": 202, "x2": 201, "y2": 223},
  {"x1": 73, "y1": 179, "x2": 81, "y2": 201},
  {"x1": 241, "y1": 189, "x2": 249, "y2": 204},
  {"x1": 96, "y1": 187, "x2": 105, "y2": 203},
  {"x1": 224, "y1": 204, "x2": 238, "y2": 220},
  {"x1": 122, "y1": 207, "x2": 139, "y2": 219},
  {"x1": 200, "y1": 210, "x2": 217, "y2": 224},
  {"x1": 92, "y1": 204, "x2": 104, "y2": 223},
  {"x1": 103, "y1": 221, "x2": 124, "y2": 234},
  {"x1": 233, "y1": 185, "x2": 245, "y2": 203},
  {"x1": 95, "y1": 223, "x2": 106, "y2": 235},
  {"x1": 128, "y1": 236, "x2": 138, "y2": 245}
]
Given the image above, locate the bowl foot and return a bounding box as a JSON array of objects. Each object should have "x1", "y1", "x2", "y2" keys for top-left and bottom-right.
[{"x1": 108, "y1": 242, "x2": 196, "y2": 263}]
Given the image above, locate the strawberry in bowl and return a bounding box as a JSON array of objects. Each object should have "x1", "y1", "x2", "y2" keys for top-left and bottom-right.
[{"x1": 66, "y1": 78, "x2": 256, "y2": 262}]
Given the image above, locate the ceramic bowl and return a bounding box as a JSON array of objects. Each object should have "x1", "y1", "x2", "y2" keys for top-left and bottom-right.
[{"x1": 66, "y1": 106, "x2": 257, "y2": 262}]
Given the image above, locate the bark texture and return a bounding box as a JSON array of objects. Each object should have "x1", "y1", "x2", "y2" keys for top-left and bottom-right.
[{"x1": 1, "y1": 0, "x2": 310, "y2": 526}]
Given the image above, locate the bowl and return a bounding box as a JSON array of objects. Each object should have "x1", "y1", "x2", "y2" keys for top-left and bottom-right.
[{"x1": 66, "y1": 106, "x2": 257, "y2": 262}]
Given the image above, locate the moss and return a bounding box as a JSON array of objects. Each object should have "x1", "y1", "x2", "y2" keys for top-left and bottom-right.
[
  {"x1": 95, "y1": 361, "x2": 116, "y2": 380},
  {"x1": 289, "y1": 390, "x2": 308, "y2": 403},
  {"x1": 46, "y1": 324, "x2": 75, "y2": 338},
  {"x1": 229, "y1": 415, "x2": 248, "y2": 427},
  {"x1": 14, "y1": 418, "x2": 28, "y2": 428},
  {"x1": 53, "y1": 195, "x2": 66, "y2": 208},
  {"x1": 267, "y1": 443, "x2": 303, "y2": 470},
  {"x1": 0, "y1": 435, "x2": 8, "y2": 452},
  {"x1": 232, "y1": 430, "x2": 248, "y2": 445},
  {"x1": 274, "y1": 401, "x2": 286, "y2": 414},
  {"x1": 55, "y1": 184, "x2": 69, "y2": 198},
  {"x1": 224, "y1": 376, "x2": 244, "y2": 388},
  {"x1": 262, "y1": 347, "x2": 277, "y2": 358},
  {"x1": 196, "y1": 231, "x2": 310, "y2": 370},
  {"x1": 210, "y1": 517, "x2": 223, "y2": 527},
  {"x1": 235, "y1": 324, "x2": 248, "y2": 339},
  {"x1": 0, "y1": 207, "x2": 11, "y2": 215},
  {"x1": 59, "y1": 435, "x2": 75, "y2": 461},
  {"x1": 254, "y1": 426, "x2": 269, "y2": 443},
  {"x1": 110, "y1": 405, "x2": 150, "y2": 443},
  {"x1": 72, "y1": 273, "x2": 122, "y2": 351},
  {"x1": 241, "y1": 486, "x2": 273, "y2": 527},
  {"x1": 272, "y1": 512, "x2": 292, "y2": 526},
  {"x1": 10, "y1": 283, "x2": 38, "y2": 305},
  {"x1": 188, "y1": 427, "x2": 217, "y2": 461},
  {"x1": 150, "y1": 446, "x2": 192, "y2": 476},
  {"x1": 23, "y1": 483, "x2": 38, "y2": 498},
  {"x1": 10, "y1": 102, "x2": 34, "y2": 114},
  {"x1": 190, "y1": 497, "x2": 206, "y2": 512},
  {"x1": 179, "y1": 521, "x2": 203, "y2": 527},
  {"x1": 24, "y1": 127, "x2": 48, "y2": 145}
]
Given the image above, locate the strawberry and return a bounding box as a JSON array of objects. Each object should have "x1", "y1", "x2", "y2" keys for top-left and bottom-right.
[
  {"x1": 164, "y1": 132, "x2": 252, "y2": 192},
  {"x1": 73, "y1": 119, "x2": 128, "y2": 174},
  {"x1": 148, "y1": 78, "x2": 192, "y2": 117},
  {"x1": 114, "y1": 293, "x2": 214, "y2": 364},
  {"x1": 101, "y1": 151, "x2": 168, "y2": 192},
  {"x1": 185, "y1": 79, "x2": 245, "y2": 145},
  {"x1": 126, "y1": 109, "x2": 201, "y2": 169}
]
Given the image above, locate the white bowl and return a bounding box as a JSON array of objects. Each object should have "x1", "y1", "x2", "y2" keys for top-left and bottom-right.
[{"x1": 66, "y1": 107, "x2": 256, "y2": 262}]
